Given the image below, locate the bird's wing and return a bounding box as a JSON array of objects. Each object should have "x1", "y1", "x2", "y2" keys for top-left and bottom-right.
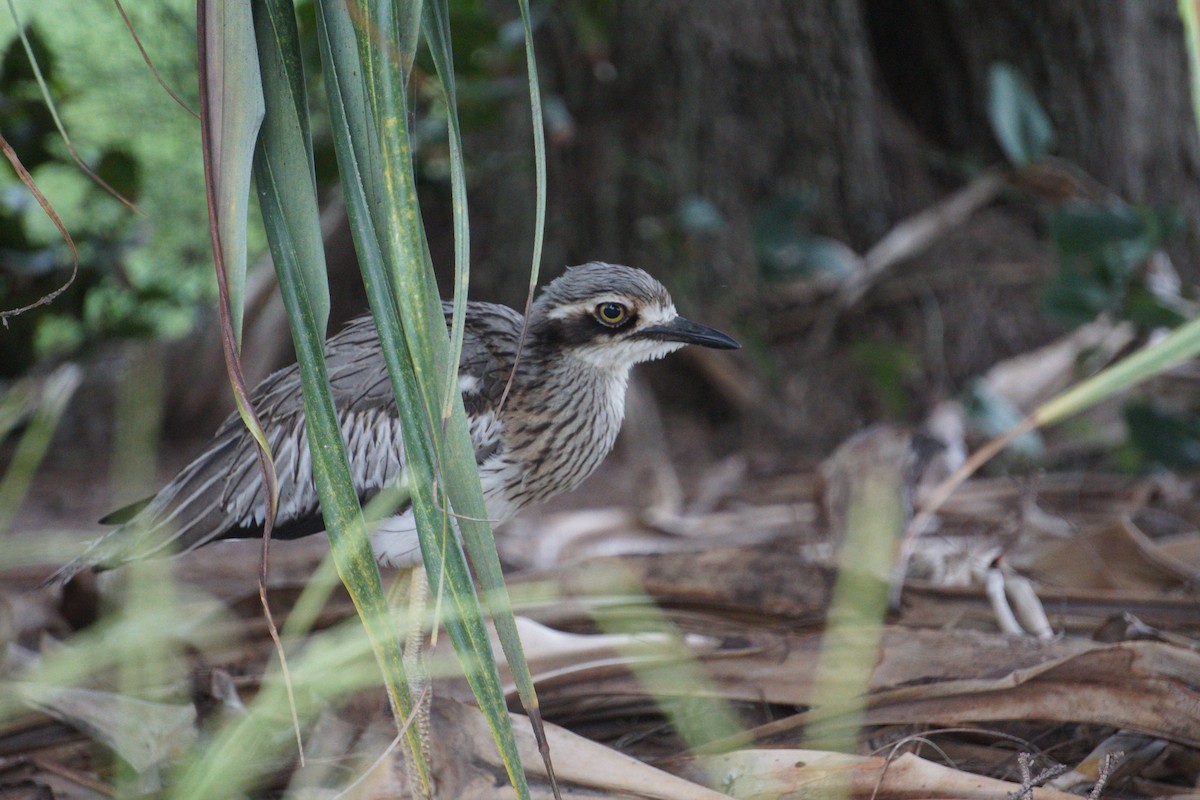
[{"x1": 58, "y1": 306, "x2": 523, "y2": 578}]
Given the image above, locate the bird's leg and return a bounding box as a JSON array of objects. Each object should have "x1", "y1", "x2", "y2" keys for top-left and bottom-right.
[{"x1": 393, "y1": 565, "x2": 433, "y2": 774}]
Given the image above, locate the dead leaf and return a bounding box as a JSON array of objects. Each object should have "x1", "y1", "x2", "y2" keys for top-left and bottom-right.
[
  {"x1": 679, "y1": 748, "x2": 1080, "y2": 800},
  {"x1": 14, "y1": 683, "x2": 196, "y2": 774}
]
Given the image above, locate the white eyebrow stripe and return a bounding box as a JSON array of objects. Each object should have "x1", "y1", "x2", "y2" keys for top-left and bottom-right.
[
  {"x1": 545, "y1": 296, "x2": 633, "y2": 320},
  {"x1": 637, "y1": 303, "x2": 677, "y2": 326}
]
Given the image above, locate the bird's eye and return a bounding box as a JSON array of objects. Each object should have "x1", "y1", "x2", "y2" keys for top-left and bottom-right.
[{"x1": 595, "y1": 302, "x2": 629, "y2": 327}]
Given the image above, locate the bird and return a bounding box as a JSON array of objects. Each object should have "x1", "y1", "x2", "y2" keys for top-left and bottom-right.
[{"x1": 52, "y1": 262, "x2": 739, "y2": 581}]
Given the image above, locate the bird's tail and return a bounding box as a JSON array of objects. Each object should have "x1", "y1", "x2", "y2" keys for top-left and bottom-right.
[{"x1": 42, "y1": 437, "x2": 241, "y2": 586}]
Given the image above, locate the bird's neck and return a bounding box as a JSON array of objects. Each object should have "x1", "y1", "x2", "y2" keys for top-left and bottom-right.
[{"x1": 500, "y1": 345, "x2": 632, "y2": 503}]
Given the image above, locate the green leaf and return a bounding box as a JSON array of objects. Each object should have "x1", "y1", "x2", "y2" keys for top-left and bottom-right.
[
  {"x1": 986, "y1": 62, "x2": 1054, "y2": 166},
  {"x1": 1124, "y1": 283, "x2": 1187, "y2": 330},
  {"x1": 314, "y1": 1, "x2": 533, "y2": 796},
  {"x1": 1043, "y1": 202, "x2": 1185, "y2": 327},
  {"x1": 1179, "y1": 0, "x2": 1200, "y2": 139},
  {"x1": 754, "y1": 190, "x2": 855, "y2": 282},
  {"x1": 677, "y1": 195, "x2": 725, "y2": 236},
  {"x1": 251, "y1": 0, "x2": 327, "y2": 334},
  {"x1": 516, "y1": 0, "x2": 547, "y2": 299},
  {"x1": 202, "y1": 0, "x2": 264, "y2": 344},
  {"x1": 250, "y1": 0, "x2": 424, "y2": 791}
]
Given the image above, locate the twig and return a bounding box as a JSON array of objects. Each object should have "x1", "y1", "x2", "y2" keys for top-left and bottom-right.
[
  {"x1": 29, "y1": 756, "x2": 116, "y2": 797},
  {"x1": 841, "y1": 170, "x2": 1008, "y2": 308},
  {"x1": 112, "y1": 0, "x2": 200, "y2": 120},
  {"x1": 5, "y1": 0, "x2": 142, "y2": 215},
  {"x1": 0, "y1": 134, "x2": 79, "y2": 326},
  {"x1": 1009, "y1": 752, "x2": 1068, "y2": 800},
  {"x1": 1087, "y1": 752, "x2": 1124, "y2": 800},
  {"x1": 806, "y1": 170, "x2": 1007, "y2": 351}
]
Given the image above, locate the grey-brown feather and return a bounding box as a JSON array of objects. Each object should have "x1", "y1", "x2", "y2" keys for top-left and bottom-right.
[{"x1": 59, "y1": 301, "x2": 524, "y2": 577}]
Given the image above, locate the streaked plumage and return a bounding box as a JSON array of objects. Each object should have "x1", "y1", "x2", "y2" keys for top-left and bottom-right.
[{"x1": 54, "y1": 262, "x2": 739, "y2": 579}]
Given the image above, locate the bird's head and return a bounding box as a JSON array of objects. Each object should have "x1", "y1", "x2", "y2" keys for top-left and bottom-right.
[{"x1": 529, "y1": 262, "x2": 740, "y2": 371}]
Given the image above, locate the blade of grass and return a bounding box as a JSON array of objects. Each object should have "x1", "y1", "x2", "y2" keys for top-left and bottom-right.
[
  {"x1": 251, "y1": 0, "x2": 427, "y2": 788},
  {"x1": 201, "y1": 0, "x2": 264, "y2": 345},
  {"x1": 0, "y1": 365, "x2": 82, "y2": 537},
  {"x1": 196, "y1": 0, "x2": 276, "y2": 532},
  {"x1": 516, "y1": 0, "x2": 547, "y2": 293},
  {"x1": 196, "y1": 8, "x2": 286, "y2": 766},
  {"x1": 907, "y1": 314, "x2": 1200, "y2": 545},
  {"x1": 422, "y1": 1, "x2": 470, "y2": 425},
  {"x1": 249, "y1": 0, "x2": 336, "y2": 768},
  {"x1": 252, "y1": 0, "x2": 329, "y2": 335},
  {"x1": 497, "y1": 0, "x2": 548, "y2": 412},
  {"x1": 1180, "y1": 0, "x2": 1200, "y2": 133},
  {"x1": 588, "y1": 564, "x2": 744, "y2": 757},
  {"x1": 315, "y1": 1, "x2": 533, "y2": 795},
  {"x1": 364, "y1": 0, "x2": 542, "y2": 792},
  {"x1": 423, "y1": 7, "x2": 559, "y2": 791},
  {"x1": 801, "y1": 471, "x2": 904, "y2": 756}
]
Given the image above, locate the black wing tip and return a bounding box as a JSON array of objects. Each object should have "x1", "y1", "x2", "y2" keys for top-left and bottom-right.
[
  {"x1": 39, "y1": 558, "x2": 95, "y2": 589},
  {"x1": 98, "y1": 495, "x2": 154, "y2": 526}
]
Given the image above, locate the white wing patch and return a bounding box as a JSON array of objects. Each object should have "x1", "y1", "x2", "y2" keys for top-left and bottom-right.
[
  {"x1": 371, "y1": 455, "x2": 521, "y2": 569},
  {"x1": 371, "y1": 511, "x2": 422, "y2": 568}
]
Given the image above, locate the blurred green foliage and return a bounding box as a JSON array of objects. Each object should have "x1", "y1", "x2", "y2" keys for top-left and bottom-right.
[
  {"x1": 1042, "y1": 202, "x2": 1186, "y2": 329},
  {"x1": 984, "y1": 62, "x2": 1193, "y2": 471},
  {"x1": 1123, "y1": 401, "x2": 1200, "y2": 471},
  {"x1": 754, "y1": 189, "x2": 857, "y2": 284},
  {"x1": 0, "y1": 0, "x2": 558, "y2": 381},
  {"x1": 984, "y1": 62, "x2": 1190, "y2": 335},
  {"x1": 0, "y1": 0, "x2": 221, "y2": 377},
  {"x1": 850, "y1": 339, "x2": 921, "y2": 420}
]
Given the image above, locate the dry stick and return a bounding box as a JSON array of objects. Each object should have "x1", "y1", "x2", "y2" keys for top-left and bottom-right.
[
  {"x1": 1087, "y1": 752, "x2": 1123, "y2": 800},
  {"x1": 4, "y1": 0, "x2": 142, "y2": 216},
  {"x1": 195, "y1": 0, "x2": 300, "y2": 766},
  {"x1": 869, "y1": 737, "x2": 958, "y2": 800},
  {"x1": 841, "y1": 170, "x2": 1008, "y2": 308},
  {"x1": 0, "y1": 134, "x2": 79, "y2": 326},
  {"x1": 29, "y1": 756, "x2": 117, "y2": 798},
  {"x1": 809, "y1": 170, "x2": 1007, "y2": 351},
  {"x1": 111, "y1": 0, "x2": 200, "y2": 120}
]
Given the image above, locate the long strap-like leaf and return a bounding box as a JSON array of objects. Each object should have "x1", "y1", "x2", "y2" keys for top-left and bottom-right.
[
  {"x1": 314, "y1": 1, "x2": 533, "y2": 796},
  {"x1": 250, "y1": 0, "x2": 431, "y2": 793}
]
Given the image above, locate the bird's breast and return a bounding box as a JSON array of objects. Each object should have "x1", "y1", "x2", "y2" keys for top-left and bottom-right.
[{"x1": 499, "y1": 369, "x2": 629, "y2": 508}]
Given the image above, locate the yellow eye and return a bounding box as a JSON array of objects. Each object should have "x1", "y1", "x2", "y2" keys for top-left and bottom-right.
[{"x1": 595, "y1": 302, "x2": 629, "y2": 326}]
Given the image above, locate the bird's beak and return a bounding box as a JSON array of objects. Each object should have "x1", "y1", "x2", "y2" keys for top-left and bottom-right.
[{"x1": 639, "y1": 316, "x2": 741, "y2": 350}]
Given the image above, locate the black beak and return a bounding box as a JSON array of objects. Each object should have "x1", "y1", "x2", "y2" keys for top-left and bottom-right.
[{"x1": 640, "y1": 316, "x2": 741, "y2": 350}]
